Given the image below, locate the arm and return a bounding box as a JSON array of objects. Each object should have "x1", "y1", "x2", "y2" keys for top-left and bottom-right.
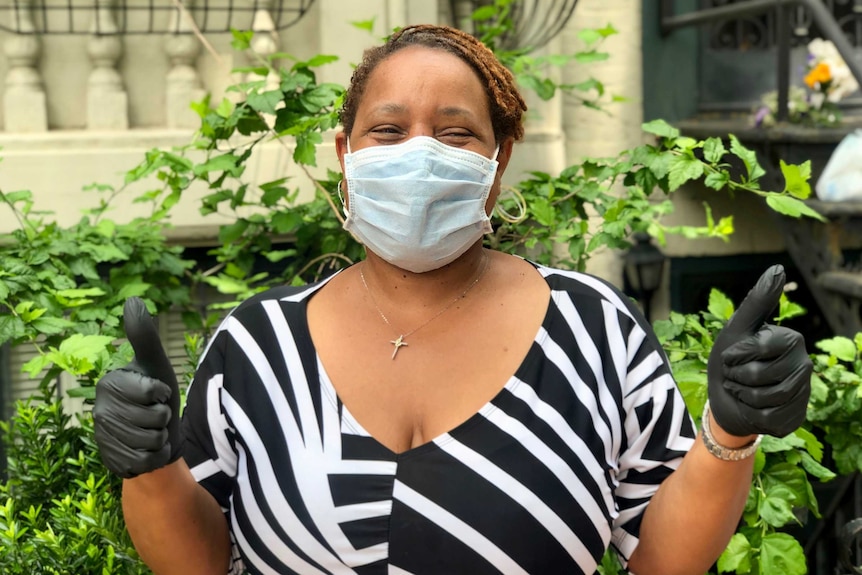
[
  {"x1": 94, "y1": 298, "x2": 236, "y2": 574},
  {"x1": 627, "y1": 265, "x2": 811, "y2": 575},
  {"x1": 627, "y1": 415, "x2": 756, "y2": 575},
  {"x1": 122, "y1": 460, "x2": 231, "y2": 575}
]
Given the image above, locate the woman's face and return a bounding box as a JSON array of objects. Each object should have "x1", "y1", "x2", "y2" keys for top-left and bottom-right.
[{"x1": 336, "y1": 45, "x2": 513, "y2": 213}]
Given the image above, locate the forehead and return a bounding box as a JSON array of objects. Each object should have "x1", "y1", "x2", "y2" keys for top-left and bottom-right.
[{"x1": 358, "y1": 45, "x2": 490, "y2": 117}]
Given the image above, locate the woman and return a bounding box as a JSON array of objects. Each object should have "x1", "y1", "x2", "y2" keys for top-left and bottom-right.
[{"x1": 94, "y1": 25, "x2": 811, "y2": 575}]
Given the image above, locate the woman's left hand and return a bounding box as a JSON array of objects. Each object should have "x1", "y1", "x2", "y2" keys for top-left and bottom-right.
[{"x1": 706, "y1": 265, "x2": 813, "y2": 438}]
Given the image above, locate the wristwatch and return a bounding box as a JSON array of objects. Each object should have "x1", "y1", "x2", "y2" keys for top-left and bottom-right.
[{"x1": 701, "y1": 401, "x2": 762, "y2": 461}]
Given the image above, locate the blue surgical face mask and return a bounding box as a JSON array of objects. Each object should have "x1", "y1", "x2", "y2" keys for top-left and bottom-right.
[{"x1": 342, "y1": 136, "x2": 499, "y2": 273}]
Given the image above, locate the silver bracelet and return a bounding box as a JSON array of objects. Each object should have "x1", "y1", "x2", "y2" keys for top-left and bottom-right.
[{"x1": 701, "y1": 401, "x2": 762, "y2": 461}]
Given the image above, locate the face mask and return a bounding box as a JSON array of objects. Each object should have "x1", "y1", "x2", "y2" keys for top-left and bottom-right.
[{"x1": 342, "y1": 136, "x2": 499, "y2": 273}]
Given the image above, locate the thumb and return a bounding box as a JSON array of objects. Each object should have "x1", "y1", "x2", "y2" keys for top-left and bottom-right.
[
  {"x1": 723, "y1": 265, "x2": 786, "y2": 337},
  {"x1": 123, "y1": 297, "x2": 178, "y2": 391}
]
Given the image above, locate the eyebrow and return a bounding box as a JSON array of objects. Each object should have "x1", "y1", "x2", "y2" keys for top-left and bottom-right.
[
  {"x1": 438, "y1": 106, "x2": 476, "y2": 119},
  {"x1": 368, "y1": 103, "x2": 477, "y2": 119}
]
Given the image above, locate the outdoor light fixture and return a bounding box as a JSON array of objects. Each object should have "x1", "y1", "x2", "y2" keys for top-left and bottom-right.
[{"x1": 624, "y1": 232, "x2": 667, "y2": 321}]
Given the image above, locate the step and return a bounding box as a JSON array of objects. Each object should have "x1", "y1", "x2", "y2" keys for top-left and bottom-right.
[{"x1": 818, "y1": 271, "x2": 862, "y2": 299}]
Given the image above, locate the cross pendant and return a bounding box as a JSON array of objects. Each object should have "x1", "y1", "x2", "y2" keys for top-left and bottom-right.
[{"x1": 390, "y1": 334, "x2": 408, "y2": 359}]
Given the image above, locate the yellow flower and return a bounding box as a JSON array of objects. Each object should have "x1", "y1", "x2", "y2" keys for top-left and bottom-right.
[{"x1": 805, "y1": 62, "x2": 832, "y2": 89}]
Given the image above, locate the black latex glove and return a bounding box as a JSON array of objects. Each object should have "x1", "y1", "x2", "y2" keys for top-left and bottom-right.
[
  {"x1": 707, "y1": 265, "x2": 812, "y2": 438},
  {"x1": 93, "y1": 297, "x2": 182, "y2": 478}
]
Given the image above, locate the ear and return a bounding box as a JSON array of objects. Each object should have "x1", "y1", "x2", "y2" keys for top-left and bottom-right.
[
  {"x1": 485, "y1": 137, "x2": 516, "y2": 216},
  {"x1": 495, "y1": 137, "x2": 515, "y2": 179},
  {"x1": 335, "y1": 131, "x2": 348, "y2": 174}
]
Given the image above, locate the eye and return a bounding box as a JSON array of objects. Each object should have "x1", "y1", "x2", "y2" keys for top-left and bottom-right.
[
  {"x1": 369, "y1": 126, "x2": 404, "y2": 142},
  {"x1": 437, "y1": 130, "x2": 475, "y2": 146}
]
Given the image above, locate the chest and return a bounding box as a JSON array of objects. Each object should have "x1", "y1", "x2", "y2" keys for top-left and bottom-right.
[
  {"x1": 310, "y1": 268, "x2": 552, "y2": 454},
  {"x1": 222, "y1": 356, "x2": 620, "y2": 575}
]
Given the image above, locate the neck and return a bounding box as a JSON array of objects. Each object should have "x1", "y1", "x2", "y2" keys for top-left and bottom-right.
[{"x1": 360, "y1": 243, "x2": 489, "y2": 308}]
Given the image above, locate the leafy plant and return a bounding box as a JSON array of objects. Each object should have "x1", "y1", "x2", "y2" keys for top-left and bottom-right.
[
  {"x1": 806, "y1": 334, "x2": 862, "y2": 475},
  {"x1": 0, "y1": 6, "x2": 846, "y2": 574},
  {"x1": 0, "y1": 387, "x2": 146, "y2": 574},
  {"x1": 472, "y1": 0, "x2": 622, "y2": 109},
  {"x1": 654, "y1": 291, "x2": 849, "y2": 575}
]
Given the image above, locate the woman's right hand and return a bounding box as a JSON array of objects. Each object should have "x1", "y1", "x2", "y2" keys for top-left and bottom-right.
[{"x1": 93, "y1": 297, "x2": 183, "y2": 478}]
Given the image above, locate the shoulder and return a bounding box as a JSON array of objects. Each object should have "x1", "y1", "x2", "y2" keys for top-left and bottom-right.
[
  {"x1": 535, "y1": 264, "x2": 643, "y2": 322},
  {"x1": 229, "y1": 275, "x2": 334, "y2": 318}
]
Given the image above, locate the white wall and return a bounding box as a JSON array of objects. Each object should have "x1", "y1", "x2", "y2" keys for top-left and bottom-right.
[{"x1": 0, "y1": 0, "x2": 764, "y2": 277}]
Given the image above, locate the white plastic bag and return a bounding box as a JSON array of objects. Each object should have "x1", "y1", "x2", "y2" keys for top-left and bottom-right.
[{"x1": 816, "y1": 129, "x2": 862, "y2": 202}]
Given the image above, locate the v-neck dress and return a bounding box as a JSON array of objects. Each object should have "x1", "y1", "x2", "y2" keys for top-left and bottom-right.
[{"x1": 181, "y1": 264, "x2": 696, "y2": 575}]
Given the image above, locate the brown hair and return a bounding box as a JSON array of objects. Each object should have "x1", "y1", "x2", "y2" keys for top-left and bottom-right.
[{"x1": 339, "y1": 24, "x2": 527, "y2": 143}]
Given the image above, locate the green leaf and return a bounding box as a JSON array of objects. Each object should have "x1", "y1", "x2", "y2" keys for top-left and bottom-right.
[
  {"x1": 765, "y1": 195, "x2": 827, "y2": 222},
  {"x1": 193, "y1": 154, "x2": 240, "y2": 178},
  {"x1": 595, "y1": 23, "x2": 618, "y2": 38},
  {"x1": 816, "y1": 336, "x2": 857, "y2": 362},
  {"x1": 471, "y1": 5, "x2": 498, "y2": 20},
  {"x1": 116, "y1": 281, "x2": 152, "y2": 301},
  {"x1": 350, "y1": 18, "x2": 375, "y2": 32},
  {"x1": 30, "y1": 317, "x2": 76, "y2": 335},
  {"x1": 703, "y1": 137, "x2": 727, "y2": 164},
  {"x1": 777, "y1": 293, "x2": 807, "y2": 322},
  {"x1": 230, "y1": 29, "x2": 253, "y2": 51},
  {"x1": 717, "y1": 532, "x2": 752, "y2": 573},
  {"x1": 215, "y1": 98, "x2": 234, "y2": 119},
  {"x1": 305, "y1": 54, "x2": 339, "y2": 68},
  {"x1": 758, "y1": 484, "x2": 798, "y2": 527},
  {"x1": 793, "y1": 427, "x2": 823, "y2": 461},
  {"x1": 57, "y1": 334, "x2": 115, "y2": 363},
  {"x1": 218, "y1": 220, "x2": 250, "y2": 245},
  {"x1": 760, "y1": 433, "x2": 806, "y2": 453},
  {"x1": 729, "y1": 135, "x2": 766, "y2": 182},
  {"x1": 800, "y1": 451, "x2": 837, "y2": 481},
  {"x1": 667, "y1": 154, "x2": 704, "y2": 191},
  {"x1": 642, "y1": 119, "x2": 680, "y2": 139},
  {"x1": 574, "y1": 50, "x2": 609, "y2": 64},
  {"x1": 21, "y1": 354, "x2": 51, "y2": 379},
  {"x1": 66, "y1": 386, "x2": 96, "y2": 400},
  {"x1": 809, "y1": 372, "x2": 829, "y2": 403},
  {"x1": 780, "y1": 160, "x2": 812, "y2": 199},
  {"x1": 577, "y1": 28, "x2": 603, "y2": 46},
  {"x1": 294, "y1": 131, "x2": 323, "y2": 166},
  {"x1": 0, "y1": 315, "x2": 27, "y2": 346},
  {"x1": 759, "y1": 533, "x2": 806, "y2": 575},
  {"x1": 708, "y1": 289, "x2": 734, "y2": 320},
  {"x1": 246, "y1": 91, "x2": 283, "y2": 115},
  {"x1": 705, "y1": 170, "x2": 731, "y2": 191}
]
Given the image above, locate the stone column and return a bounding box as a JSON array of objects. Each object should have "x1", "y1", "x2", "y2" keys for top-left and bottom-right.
[
  {"x1": 248, "y1": 0, "x2": 280, "y2": 90},
  {"x1": 87, "y1": 0, "x2": 129, "y2": 130},
  {"x1": 450, "y1": 0, "x2": 475, "y2": 31},
  {"x1": 3, "y1": 0, "x2": 48, "y2": 132},
  {"x1": 561, "y1": 0, "x2": 645, "y2": 283},
  {"x1": 165, "y1": 0, "x2": 204, "y2": 129}
]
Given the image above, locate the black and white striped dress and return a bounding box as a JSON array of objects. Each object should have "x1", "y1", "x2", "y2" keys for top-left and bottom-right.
[{"x1": 182, "y1": 264, "x2": 695, "y2": 575}]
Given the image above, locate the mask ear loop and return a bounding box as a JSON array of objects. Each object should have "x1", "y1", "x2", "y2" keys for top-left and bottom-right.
[
  {"x1": 337, "y1": 179, "x2": 346, "y2": 207},
  {"x1": 493, "y1": 186, "x2": 527, "y2": 224}
]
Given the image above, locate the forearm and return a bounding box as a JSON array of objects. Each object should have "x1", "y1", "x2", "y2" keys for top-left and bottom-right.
[
  {"x1": 122, "y1": 459, "x2": 231, "y2": 575},
  {"x1": 627, "y1": 413, "x2": 756, "y2": 575}
]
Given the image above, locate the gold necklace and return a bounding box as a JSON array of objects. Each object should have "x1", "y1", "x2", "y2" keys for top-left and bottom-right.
[{"x1": 359, "y1": 255, "x2": 490, "y2": 360}]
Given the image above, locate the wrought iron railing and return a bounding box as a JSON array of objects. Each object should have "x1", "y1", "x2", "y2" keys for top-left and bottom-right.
[
  {"x1": 661, "y1": 0, "x2": 862, "y2": 121},
  {"x1": 0, "y1": 0, "x2": 315, "y2": 34},
  {"x1": 662, "y1": 3, "x2": 862, "y2": 573}
]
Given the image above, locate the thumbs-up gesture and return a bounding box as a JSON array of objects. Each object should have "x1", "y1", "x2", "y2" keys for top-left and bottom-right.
[
  {"x1": 93, "y1": 298, "x2": 183, "y2": 478},
  {"x1": 707, "y1": 265, "x2": 813, "y2": 438}
]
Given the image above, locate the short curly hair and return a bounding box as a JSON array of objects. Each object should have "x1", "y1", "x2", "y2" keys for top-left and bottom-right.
[{"x1": 339, "y1": 24, "x2": 527, "y2": 143}]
